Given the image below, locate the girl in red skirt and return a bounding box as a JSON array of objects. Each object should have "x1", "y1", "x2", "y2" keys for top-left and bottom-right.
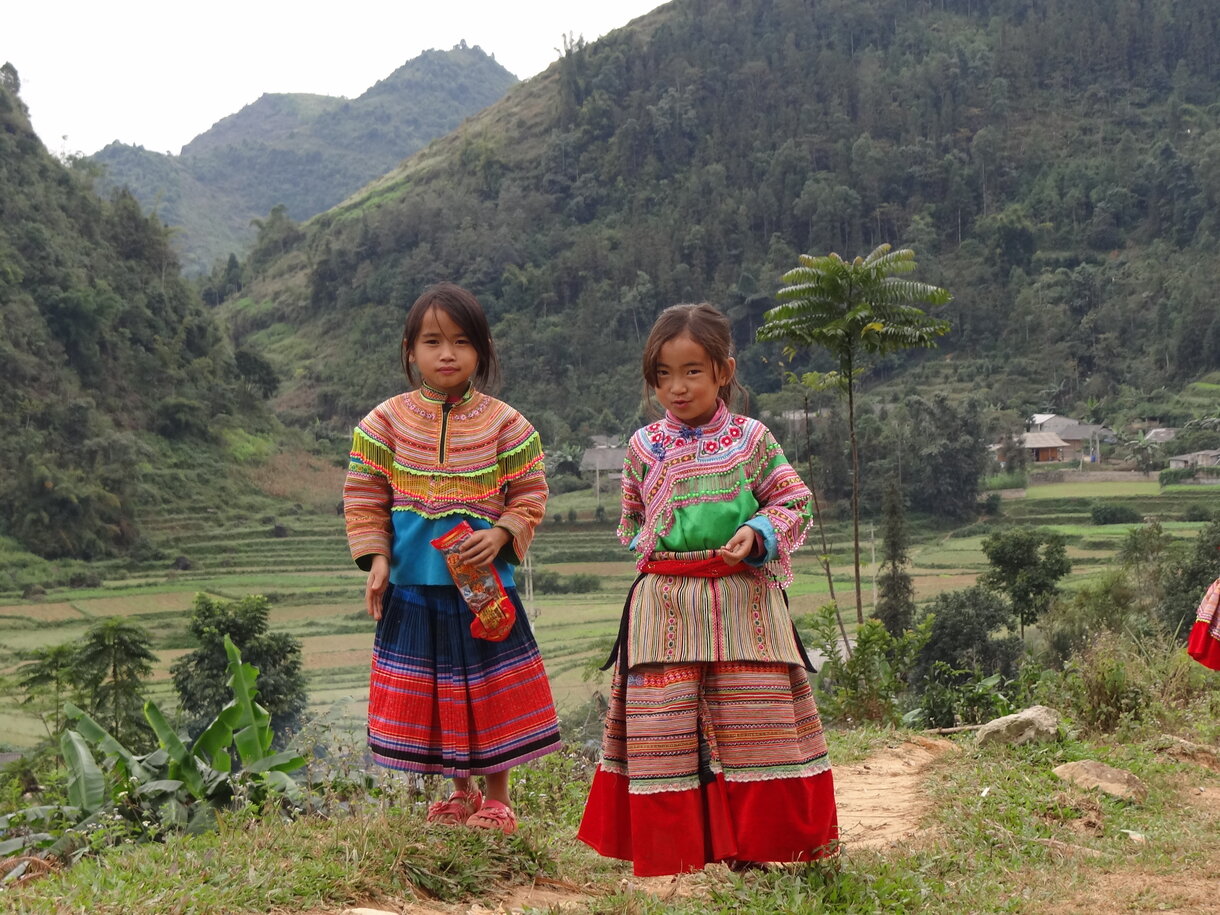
[
  {"x1": 1188, "y1": 577, "x2": 1220, "y2": 670},
  {"x1": 578, "y1": 303, "x2": 838, "y2": 875},
  {"x1": 344, "y1": 282, "x2": 561, "y2": 834}
]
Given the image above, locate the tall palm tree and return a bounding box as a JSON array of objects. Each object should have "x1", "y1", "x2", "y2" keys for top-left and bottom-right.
[
  {"x1": 18, "y1": 643, "x2": 77, "y2": 740},
  {"x1": 72, "y1": 617, "x2": 156, "y2": 746},
  {"x1": 758, "y1": 244, "x2": 951, "y2": 624}
]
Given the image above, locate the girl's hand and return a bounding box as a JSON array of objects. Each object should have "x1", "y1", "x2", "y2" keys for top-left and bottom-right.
[
  {"x1": 720, "y1": 526, "x2": 757, "y2": 566},
  {"x1": 366, "y1": 554, "x2": 390, "y2": 620},
  {"x1": 460, "y1": 526, "x2": 511, "y2": 569}
]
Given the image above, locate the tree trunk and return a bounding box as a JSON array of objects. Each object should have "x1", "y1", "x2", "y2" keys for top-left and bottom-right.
[
  {"x1": 847, "y1": 371, "x2": 864, "y2": 625},
  {"x1": 804, "y1": 394, "x2": 851, "y2": 656}
]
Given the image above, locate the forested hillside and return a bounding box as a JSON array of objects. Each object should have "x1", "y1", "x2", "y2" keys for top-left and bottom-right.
[
  {"x1": 226, "y1": 0, "x2": 1220, "y2": 455},
  {"x1": 90, "y1": 44, "x2": 517, "y2": 272},
  {"x1": 0, "y1": 66, "x2": 271, "y2": 562}
]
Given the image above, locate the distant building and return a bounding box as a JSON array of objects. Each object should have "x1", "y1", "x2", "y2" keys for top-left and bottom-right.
[
  {"x1": 1026, "y1": 414, "x2": 1116, "y2": 462},
  {"x1": 1143, "y1": 428, "x2": 1177, "y2": 445},
  {"x1": 1019, "y1": 431, "x2": 1070, "y2": 463},
  {"x1": 580, "y1": 446, "x2": 628, "y2": 473},
  {"x1": 1167, "y1": 449, "x2": 1220, "y2": 470}
]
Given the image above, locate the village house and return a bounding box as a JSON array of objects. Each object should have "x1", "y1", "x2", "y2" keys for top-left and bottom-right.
[
  {"x1": 580, "y1": 438, "x2": 627, "y2": 499},
  {"x1": 1167, "y1": 449, "x2": 1220, "y2": 470},
  {"x1": 1017, "y1": 430, "x2": 1070, "y2": 463},
  {"x1": 1026, "y1": 413, "x2": 1117, "y2": 462}
]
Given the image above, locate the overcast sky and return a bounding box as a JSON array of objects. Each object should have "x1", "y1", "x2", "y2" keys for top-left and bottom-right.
[{"x1": 7, "y1": 1, "x2": 666, "y2": 158}]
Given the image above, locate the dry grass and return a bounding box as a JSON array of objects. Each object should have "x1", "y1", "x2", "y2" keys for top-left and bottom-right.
[{"x1": 0, "y1": 602, "x2": 84, "y2": 621}]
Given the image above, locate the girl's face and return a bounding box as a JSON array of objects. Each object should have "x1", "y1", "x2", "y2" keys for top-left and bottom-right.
[
  {"x1": 654, "y1": 333, "x2": 734, "y2": 427},
  {"x1": 407, "y1": 307, "x2": 478, "y2": 397}
]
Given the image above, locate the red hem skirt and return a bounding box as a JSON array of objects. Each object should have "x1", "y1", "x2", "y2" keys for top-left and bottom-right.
[
  {"x1": 368, "y1": 584, "x2": 562, "y2": 776},
  {"x1": 577, "y1": 660, "x2": 838, "y2": 876},
  {"x1": 1187, "y1": 619, "x2": 1220, "y2": 670}
]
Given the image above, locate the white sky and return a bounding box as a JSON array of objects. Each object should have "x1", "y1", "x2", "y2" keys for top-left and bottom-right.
[{"x1": 6, "y1": 1, "x2": 666, "y2": 157}]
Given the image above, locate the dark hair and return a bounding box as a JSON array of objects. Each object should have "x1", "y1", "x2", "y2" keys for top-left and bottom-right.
[
  {"x1": 400, "y1": 282, "x2": 501, "y2": 392},
  {"x1": 640, "y1": 302, "x2": 745, "y2": 414}
]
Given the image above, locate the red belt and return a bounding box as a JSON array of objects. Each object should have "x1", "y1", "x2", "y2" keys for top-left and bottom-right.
[{"x1": 641, "y1": 555, "x2": 749, "y2": 578}]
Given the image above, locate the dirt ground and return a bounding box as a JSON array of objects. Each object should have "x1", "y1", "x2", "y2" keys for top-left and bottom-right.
[
  {"x1": 302, "y1": 735, "x2": 1220, "y2": 915},
  {"x1": 306, "y1": 736, "x2": 959, "y2": 915}
]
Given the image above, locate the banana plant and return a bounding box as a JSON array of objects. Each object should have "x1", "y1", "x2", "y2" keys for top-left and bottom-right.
[{"x1": 2, "y1": 635, "x2": 306, "y2": 872}]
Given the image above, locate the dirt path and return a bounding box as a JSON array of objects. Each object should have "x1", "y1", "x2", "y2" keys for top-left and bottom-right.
[
  {"x1": 833, "y1": 734, "x2": 959, "y2": 850},
  {"x1": 317, "y1": 736, "x2": 955, "y2": 915}
]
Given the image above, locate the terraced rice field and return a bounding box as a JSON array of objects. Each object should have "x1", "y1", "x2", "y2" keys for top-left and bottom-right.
[{"x1": 1, "y1": 477, "x2": 1216, "y2": 750}]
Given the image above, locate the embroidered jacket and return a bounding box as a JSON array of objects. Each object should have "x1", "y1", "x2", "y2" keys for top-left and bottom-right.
[
  {"x1": 344, "y1": 384, "x2": 547, "y2": 587},
  {"x1": 619, "y1": 401, "x2": 811, "y2": 588},
  {"x1": 615, "y1": 402, "x2": 812, "y2": 667}
]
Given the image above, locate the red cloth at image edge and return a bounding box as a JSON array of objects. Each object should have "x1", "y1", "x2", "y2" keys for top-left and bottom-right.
[{"x1": 1187, "y1": 619, "x2": 1220, "y2": 670}]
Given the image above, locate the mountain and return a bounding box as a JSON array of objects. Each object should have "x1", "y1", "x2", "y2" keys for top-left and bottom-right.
[
  {"x1": 89, "y1": 44, "x2": 517, "y2": 273},
  {"x1": 0, "y1": 65, "x2": 272, "y2": 564},
  {"x1": 223, "y1": 0, "x2": 1220, "y2": 451}
]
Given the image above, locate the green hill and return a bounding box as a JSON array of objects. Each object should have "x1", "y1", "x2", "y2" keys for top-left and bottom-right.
[
  {"x1": 221, "y1": 0, "x2": 1220, "y2": 446},
  {"x1": 89, "y1": 44, "x2": 518, "y2": 273},
  {"x1": 0, "y1": 65, "x2": 274, "y2": 567}
]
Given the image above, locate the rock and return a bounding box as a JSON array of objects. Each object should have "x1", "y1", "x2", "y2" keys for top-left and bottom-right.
[
  {"x1": 976, "y1": 705, "x2": 1061, "y2": 747},
  {"x1": 1052, "y1": 760, "x2": 1149, "y2": 804},
  {"x1": 1154, "y1": 734, "x2": 1220, "y2": 772}
]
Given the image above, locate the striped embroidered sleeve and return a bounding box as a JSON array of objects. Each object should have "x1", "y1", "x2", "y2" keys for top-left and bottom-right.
[
  {"x1": 751, "y1": 428, "x2": 812, "y2": 560},
  {"x1": 494, "y1": 413, "x2": 547, "y2": 563},
  {"x1": 344, "y1": 407, "x2": 394, "y2": 567},
  {"x1": 617, "y1": 443, "x2": 648, "y2": 546}
]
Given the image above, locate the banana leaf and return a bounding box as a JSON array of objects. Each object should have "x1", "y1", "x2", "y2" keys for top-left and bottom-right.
[
  {"x1": 63, "y1": 703, "x2": 149, "y2": 783},
  {"x1": 144, "y1": 702, "x2": 206, "y2": 799},
  {"x1": 59, "y1": 730, "x2": 104, "y2": 813}
]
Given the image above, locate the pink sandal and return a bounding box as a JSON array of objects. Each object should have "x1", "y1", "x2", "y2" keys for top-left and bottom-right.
[
  {"x1": 465, "y1": 799, "x2": 517, "y2": 835},
  {"x1": 426, "y1": 789, "x2": 483, "y2": 825}
]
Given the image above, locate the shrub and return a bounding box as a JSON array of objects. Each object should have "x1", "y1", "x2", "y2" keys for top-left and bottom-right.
[
  {"x1": 1159, "y1": 466, "x2": 1197, "y2": 486},
  {"x1": 1090, "y1": 503, "x2": 1142, "y2": 525},
  {"x1": 532, "y1": 571, "x2": 602, "y2": 594},
  {"x1": 803, "y1": 604, "x2": 930, "y2": 725},
  {"x1": 1183, "y1": 505, "x2": 1214, "y2": 523},
  {"x1": 547, "y1": 473, "x2": 589, "y2": 495},
  {"x1": 1039, "y1": 569, "x2": 1151, "y2": 665},
  {"x1": 1059, "y1": 631, "x2": 1152, "y2": 732},
  {"x1": 911, "y1": 662, "x2": 1013, "y2": 729},
  {"x1": 913, "y1": 587, "x2": 1021, "y2": 685},
  {"x1": 983, "y1": 471, "x2": 1027, "y2": 491}
]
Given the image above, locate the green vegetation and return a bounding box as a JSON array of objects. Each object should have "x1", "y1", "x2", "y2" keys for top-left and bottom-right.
[
  {"x1": 5, "y1": 0, "x2": 1220, "y2": 907},
  {"x1": 759, "y1": 244, "x2": 951, "y2": 623},
  {"x1": 214, "y1": 0, "x2": 1220, "y2": 468},
  {"x1": 170, "y1": 594, "x2": 307, "y2": 742},
  {"x1": 89, "y1": 45, "x2": 517, "y2": 273}
]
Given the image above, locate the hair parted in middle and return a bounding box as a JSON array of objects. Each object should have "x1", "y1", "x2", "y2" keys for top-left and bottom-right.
[
  {"x1": 640, "y1": 302, "x2": 746, "y2": 415},
  {"x1": 400, "y1": 282, "x2": 501, "y2": 392}
]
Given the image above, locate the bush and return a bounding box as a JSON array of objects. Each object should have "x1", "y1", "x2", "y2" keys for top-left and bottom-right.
[
  {"x1": 802, "y1": 604, "x2": 930, "y2": 725},
  {"x1": 912, "y1": 587, "x2": 1021, "y2": 686},
  {"x1": 983, "y1": 471, "x2": 1027, "y2": 491},
  {"x1": 1039, "y1": 570, "x2": 1150, "y2": 665},
  {"x1": 978, "y1": 493, "x2": 1002, "y2": 516},
  {"x1": 1090, "y1": 503, "x2": 1142, "y2": 525},
  {"x1": 547, "y1": 473, "x2": 589, "y2": 495},
  {"x1": 1183, "y1": 505, "x2": 1214, "y2": 523},
  {"x1": 911, "y1": 662, "x2": 1013, "y2": 729},
  {"x1": 532, "y1": 571, "x2": 602, "y2": 594},
  {"x1": 1159, "y1": 466, "x2": 1199, "y2": 486},
  {"x1": 1059, "y1": 631, "x2": 1152, "y2": 732}
]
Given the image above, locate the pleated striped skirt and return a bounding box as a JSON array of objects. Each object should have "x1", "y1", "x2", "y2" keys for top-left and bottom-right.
[
  {"x1": 578, "y1": 660, "x2": 839, "y2": 876},
  {"x1": 367, "y1": 584, "x2": 562, "y2": 776}
]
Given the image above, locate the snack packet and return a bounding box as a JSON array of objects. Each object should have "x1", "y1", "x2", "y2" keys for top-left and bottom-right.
[{"x1": 430, "y1": 521, "x2": 516, "y2": 641}]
